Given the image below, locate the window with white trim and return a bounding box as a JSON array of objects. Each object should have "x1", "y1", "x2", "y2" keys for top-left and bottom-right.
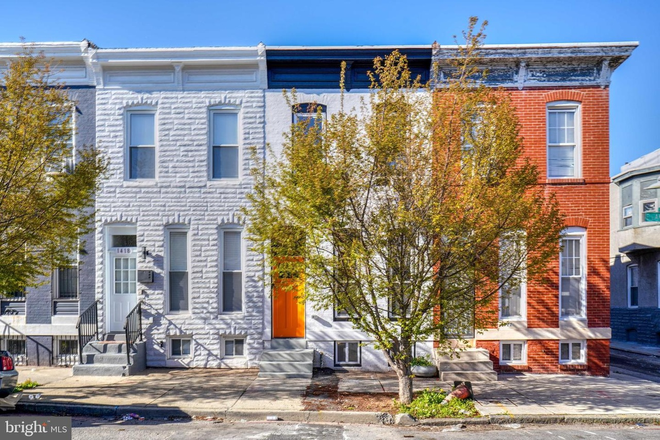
[
  {"x1": 221, "y1": 229, "x2": 242, "y2": 312},
  {"x1": 169, "y1": 337, "x2": 192, "y2": 358},
  {"x1": 499, "y1": 232, "x2": 526, "y2": 320},
  {"x1": 46, "y1": 106, "x2": 75, "y2": 175},
  {"x1": 293, "y1": 103, "x2": 326, "y2": 133},
  {"x1": 211, "y1": 111, "x2": 239, "y2": 179},
  {"x1": 560, "y1": 228, "x2": 586, "y2": 318},
  {"x1": 547, "y1": 102, "x2": 580, "y2": 178},
  {"x1": 627, "y1": 264, "x2": 639, "y2": 308},
  {"x1": 168, "y1": 229, "x2": 189, "y2": 312},
  {"x1": 622, "y1": 184, "x2": 633, "y2": 227},
  {"x1": 223, "y1": 338, "x2": 245, "y2": 357},
  {"x1": 559, "y1": 340, "x2": 585, "y2": 364},
  {"x1": 640, "y1": 179, "x2": 658, "y2": 223},
  {"x1": 500, "y1": 341, "x2": 526, "y2": 365},
  {"x1": 335, "y1": 341, "x2": 360, "y2": 366},
  {"x1": 127, "y1": 111, "x2": 156, "y2": 179}
]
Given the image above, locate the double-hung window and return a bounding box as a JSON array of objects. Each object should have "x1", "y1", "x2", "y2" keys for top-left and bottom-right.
[
  {"x1": 211, "y1": 111, "x2": 239, "y2": 179},
  {"x1": 547, "y1": 102, "x2": 580, "y2": 178},
  {"x1": 221, "y1": 230, "x2": 242, "y2": 312},
  {"x1": 499, "y1": 232, "x2": 526, "y2": 320},
  {"x1": 559, "y1": 228, "x2": 586, "y2": 318},
  {"x1": 500, "y1": 341, "x2": 525, "y2": 365},
  {"x1": 335, "y1": 341, "x2": 360, "y2": 366},
  {"x1": 293, "y1": 103, "x2": 326, "y2": 133},
  {"x1": 627, "y1": 264, "x2": 639, "y2": 308},
  {"x1": 168, "y1": 230, "x2": 189, "y2": 312},
  {"x1": 622, "y1": 184, "x2": 633, "y2": 227},
  {"x1": 559, "y1": 340, "x2": 585, "y2": 364},
  {"x1": 128, "y1": 112, "x2": 156, "y2": 179},
  {"x1": 640, "y1": 179, "x2": 659, "y2": 223}
]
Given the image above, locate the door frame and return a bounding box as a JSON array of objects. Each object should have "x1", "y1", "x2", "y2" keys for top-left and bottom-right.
[{"x1": 104, "y1": 224, "x2": 138, "y2": 333}]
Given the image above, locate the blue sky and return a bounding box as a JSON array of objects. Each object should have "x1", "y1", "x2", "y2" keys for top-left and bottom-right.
[{"x1": 1, "y1": 0, "x2": 657, "y2": 176}]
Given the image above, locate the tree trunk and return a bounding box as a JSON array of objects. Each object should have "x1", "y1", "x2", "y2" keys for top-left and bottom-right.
[{"x1": 395, "y1": 363, "x2": 414, "y2": 405}]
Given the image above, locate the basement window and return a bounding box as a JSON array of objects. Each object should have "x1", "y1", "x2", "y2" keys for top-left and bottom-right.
[
  {"x1": 169, "y1": 337, "x2": 192, "y2": 358},
  {"x1": 559, "y1": 340, "x2": 585, "y2": 364},
  {"x1": 335, "y1": 341, "x2": 360, "y2": 366},
  {"x1": 224, "y1": 338, "x2": 245, "y2": 357},
  {"x1": 500, "y1": 341, "x2": 526, "y2": 365}
]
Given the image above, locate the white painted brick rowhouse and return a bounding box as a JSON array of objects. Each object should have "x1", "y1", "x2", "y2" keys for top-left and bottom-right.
[{"x1": 90, "y1": 46, "x2": 268, "y2": 368}]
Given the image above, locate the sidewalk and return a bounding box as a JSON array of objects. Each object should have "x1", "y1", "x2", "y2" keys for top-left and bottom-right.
[{"x1": 10, "y1": 366, "x2": 660, "y2": 425}]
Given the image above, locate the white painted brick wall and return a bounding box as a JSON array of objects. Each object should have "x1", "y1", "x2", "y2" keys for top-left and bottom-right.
[{"x1": 95, "y1": 89, "x2": 266, "y2": 368}]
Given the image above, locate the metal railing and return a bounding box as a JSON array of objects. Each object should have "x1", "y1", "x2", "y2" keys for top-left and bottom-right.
[
  {"x1": 124, "y1": 301, "x2": 143, "y2": 366},
  {"x1": 76, "y1": 300, "x2": 99, "y2": 364}
]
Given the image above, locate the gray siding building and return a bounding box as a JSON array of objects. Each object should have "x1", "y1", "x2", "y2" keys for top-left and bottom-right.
[{"x1": 611, "y1": 148, "x2": 660, "y2": 345}]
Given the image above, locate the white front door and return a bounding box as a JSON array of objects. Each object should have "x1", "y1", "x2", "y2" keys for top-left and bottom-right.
[{"x1": 108, "y1": 248, "x2": 138, "y2": 332}]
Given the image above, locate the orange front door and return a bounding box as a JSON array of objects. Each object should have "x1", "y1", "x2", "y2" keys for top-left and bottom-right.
[{"x1": 272, "y1": 267, "x2": 305, "y2": 338}]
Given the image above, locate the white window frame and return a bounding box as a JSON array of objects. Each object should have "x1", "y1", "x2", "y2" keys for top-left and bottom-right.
[
  {"x1": 209, "y1": 107, "x2": 241, "y2": 181},
  {"x1": 168, "y1": 336, "x2": 193, "y2": 359},
  {"x1": 499, "y1": 232, "x2": 527, "y2": 322},
  {"x1": 334, "y1": 341, "x2": 361, "y2": 366},
  {"x1": 640, "y1": 199, "x2": 658, "y2": 225},
  {"x1": 219, "y1": 227, "x2": 244, "y2": 313},
  {"x1": 547, "y1": 102, "x2": 581, "y2": 179},
  {"x1": 166, "y1": 226, "x2": 190, "y2": 314},
  {"x1": 125, "y1": 108, "x2": 157, "y2": 180},
  {"x1": 293, "y1": 103, "x2": 327, "y2": 130},
  {"x1": 627, "y1": 264, "x2": 639, "y2": 309},
  {"x1": 559, "y1": 340, "x2": 586, "y2": 365},
  {"x1": 500, "y1": 341, "x2": 526, "y2": 365},
  {"x1": 559, "y1": 227, "x2": 587, "y2": 320},
  {"x1": 222, "y1": 336, "x2": 246, "y2": 358}
]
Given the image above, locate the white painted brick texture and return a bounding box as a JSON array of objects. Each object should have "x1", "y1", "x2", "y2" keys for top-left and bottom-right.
[{"x1": 95, "y1": 89, "x2": 266, "y2": 368}]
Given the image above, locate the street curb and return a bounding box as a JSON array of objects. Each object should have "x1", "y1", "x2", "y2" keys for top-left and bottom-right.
[{"x1": 15, "y1": 402, "x2": 660, "y2": 426}]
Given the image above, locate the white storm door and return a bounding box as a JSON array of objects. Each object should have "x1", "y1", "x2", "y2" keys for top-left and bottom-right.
[{"x1": 109, "y1": 250, "x2": 138, "y2": 332}]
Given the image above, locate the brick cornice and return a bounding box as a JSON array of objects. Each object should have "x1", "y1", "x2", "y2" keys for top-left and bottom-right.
[{"x1": 564, "y1": 216, "x2": 590, "y2": 229}]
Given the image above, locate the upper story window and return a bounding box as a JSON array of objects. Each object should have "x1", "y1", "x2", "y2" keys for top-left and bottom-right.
[
  {"x1": 46, "y1": 106, "x2": 75, "y2": 175},
  {"x1": 127, "y1": 111, "x2": 156, "y2": 179},
  {"x1": 547, "y1": 102, "x2": 580, "y2": 178},
  {"x1": 622, "y1": 184, "x2": 633, "y2": 227},
  {"x1": 55, "y1": 267, "x2": 78, "y2": 299},
  {"x1": 499, "y1": 232, "x2": 526, "y2": 321},
  {"x1": 211, "y1": 111, "x2": 239, "y2": 179},
  {"x1": 168, "y1": 229, "x2": 189, "y2": 312},
  {"x1": 559, "y1": 228, "x2": 586, "y2": 319},
  {"x1": 640, "y1": 179, "x2": 658, "y2": 223},
  {"x1": 293, "y1": 103, "x2": 326, "y2": 133}
]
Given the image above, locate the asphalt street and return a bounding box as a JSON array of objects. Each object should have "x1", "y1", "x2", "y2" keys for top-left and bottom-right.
[{"x1": 62, "y1": 417, "x2": 660, "y2": 440}]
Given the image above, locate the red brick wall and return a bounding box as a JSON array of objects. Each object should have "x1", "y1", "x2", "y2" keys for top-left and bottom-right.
[
  {"x1": 477, "y1": 339, "x2": 609, "y2": 376},
  {"x1": 508, "y1": 86, "x2": 611, "y2": 331}
]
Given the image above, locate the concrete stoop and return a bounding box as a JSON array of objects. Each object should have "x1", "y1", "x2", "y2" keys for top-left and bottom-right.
[
  {"x1": 436, "y1": 348, "x2": 497, "y2": 382},
  {"x1": 258, "y1": 339, "x2": 314, "y2": 379},
  {"x1": 73, "y1": 333, "x2": 146, "y2": 377}
]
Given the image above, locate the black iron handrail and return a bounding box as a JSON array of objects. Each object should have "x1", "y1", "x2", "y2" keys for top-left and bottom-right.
[
  {"x1": 124, "y1": 300, "x2": 143, "y2": 366},
  {"x1": 76, "y1": 300, "x2": 100, "y2": 364}
]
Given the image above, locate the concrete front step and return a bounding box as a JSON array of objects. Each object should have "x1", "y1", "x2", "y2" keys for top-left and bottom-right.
[
  {"x1": 83, "y1": 341, "x2": 127, "y2": 355},
  {"x1": 438, "y1": 360, "x2": 494, "y2": 372},
  {"x1": 104, "y1": 332, "x2": 127, "y2": 342},
  {"x1": 72, "y1": 364, "x2": 127, "y2": 376},
  {"x1": 436, "y1": 348, "x2": 490, "y2": 362},
  {"x1": 259, "y1": 361, "x2": 313, "y2": 374},
  {"x1": 83, "y1": 353, "x2": 130, "y2": 365},
  {"x1": 440, "y1": 370, "x2": 498, "y2": 382},
  {"x1": 271, "y1": 339, "x2": 307, "y2": 350},
  {"x1": 257, "y1": 371, "x2": 313, "y2": 379},
  {"x1": 261, "y1": 349, "x2": 314, "y2": 363}
]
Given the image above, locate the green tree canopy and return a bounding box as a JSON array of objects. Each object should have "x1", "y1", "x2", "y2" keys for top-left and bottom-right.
[
  {"x1": 244, "y1": 19, "x2": 564, "y2": 404},
  {"x1": 0, "y1": 50, "x2": 106, "y2": 293}
]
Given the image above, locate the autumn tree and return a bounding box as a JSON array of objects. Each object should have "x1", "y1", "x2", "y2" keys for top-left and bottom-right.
[
  {"x1": 244, "y1": 19, "x2": 564, "y2": 404},
  {"x1": 0, "y1": 50, "x2": 106, "y2": 294}
]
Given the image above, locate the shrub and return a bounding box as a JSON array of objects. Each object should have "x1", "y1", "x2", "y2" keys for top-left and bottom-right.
[
  {"x1": 14, "y1": 379, "x2": 41, "y2": 393},
  {"x1": 410, "y1": 355, "x2": 434, "y2": 367},
  {"x1": 398, "y1": 388, "x2": 479, "y2": 419}
]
